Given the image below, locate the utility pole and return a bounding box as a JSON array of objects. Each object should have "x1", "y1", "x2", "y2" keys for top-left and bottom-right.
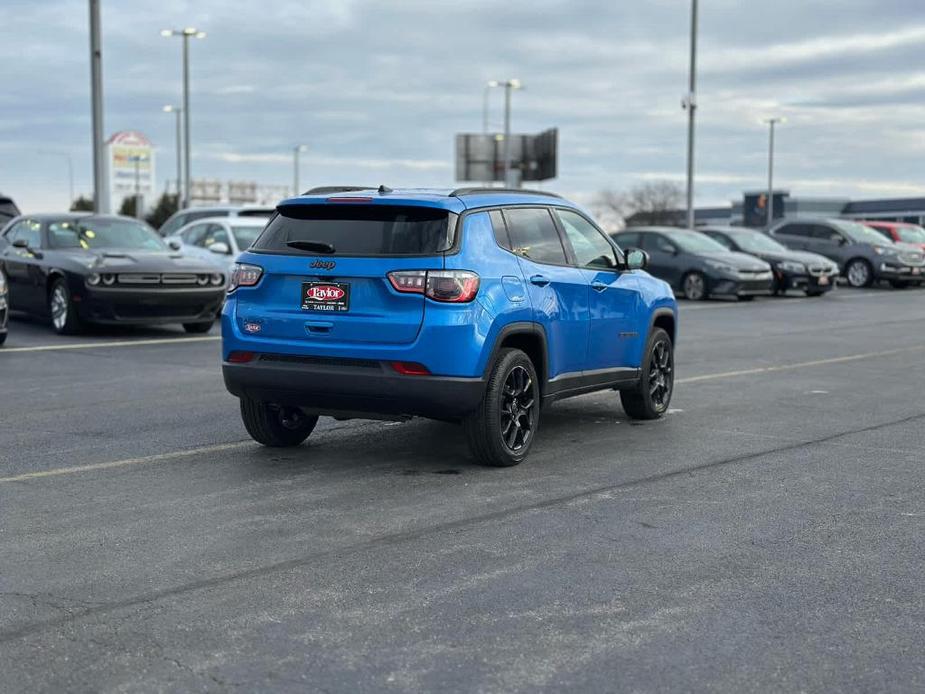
[
  {"x1": 765, "y1": 117, "x2": 786, "y2": 229},
  {"x1": 684, "y1": 0, "x2": 698, "y2": 229},
  {"x1": 293, "y1": 145, "x2": 307, "y2": 196},
  {"x1": 89, "y1": 0, "x2": 105, "y2": 213},
  {"x1": 163, "y1": 106, "x2": 182, "y2": 197}
]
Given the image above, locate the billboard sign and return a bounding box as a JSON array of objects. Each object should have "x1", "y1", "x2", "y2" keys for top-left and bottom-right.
[
  {"x1": 103, "y1": 131, "x2": 156, "y2": 214},
  {"x1": 455, "y1": 127, "x2": 558, "y2": 183}
]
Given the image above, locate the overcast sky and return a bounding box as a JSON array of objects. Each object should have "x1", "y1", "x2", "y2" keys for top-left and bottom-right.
[{"x1": 4, "y1": 0, "x2": 925, "y2": 212}]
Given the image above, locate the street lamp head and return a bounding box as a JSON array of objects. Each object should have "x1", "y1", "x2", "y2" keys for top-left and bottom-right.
[
  {"x1": 183, "y1": 27, "x2": 198, "y2": 35},
  {"x1": 508, "y1": 79, "x2": 522, "y2": 89},
  {"x1": 295, "y1": 144, "x2": 308, "y2": 153},
  {"x1": 195, "y1": 31, "x2": 206, "y2": 39},
  {"x1": 487, "y1": 80, "x2": 500, "y2": 88},
  {"x1": 160, "y1": 29, "x2": 174, "y2": 37},
  {"x1": 162, "y1": 105, "x2": 179, "y2": 113}
]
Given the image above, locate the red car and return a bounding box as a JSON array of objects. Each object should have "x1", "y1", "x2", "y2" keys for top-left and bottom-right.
[{"x1": 862, "y1": 220, "x2": 925, "y2": 251}]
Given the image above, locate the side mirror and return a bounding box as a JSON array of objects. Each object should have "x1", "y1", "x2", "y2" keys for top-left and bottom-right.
[
  {"x1": 167, "y1": 238, "x2": 182, "y2": 251},
  {"x1": 209, "y1": 241, "x2": 231, "y2": 255},
  {"x1": 12, "y1": 238, "x2": 28, "y2": 249},
  {"x1": 625, "y1": 248, "x2": 649, "y2": 271}
]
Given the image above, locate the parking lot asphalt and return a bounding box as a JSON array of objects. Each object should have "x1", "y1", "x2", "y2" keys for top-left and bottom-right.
[{"x1": 1, "y1": 287, "x2": 924, "y2": 693}]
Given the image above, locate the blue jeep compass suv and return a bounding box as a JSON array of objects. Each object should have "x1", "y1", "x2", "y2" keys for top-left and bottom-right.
[{"x1": 222, "y1": 187, "x2": 678, "y2": 466}]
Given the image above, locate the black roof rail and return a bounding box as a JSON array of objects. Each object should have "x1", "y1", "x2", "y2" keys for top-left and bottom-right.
[
  {"x1": 449, "y1": 187, "x2": 563, "y2": 199},
  {"x1": 301, "y1": 186, "x2": 375, "y2": 195}
]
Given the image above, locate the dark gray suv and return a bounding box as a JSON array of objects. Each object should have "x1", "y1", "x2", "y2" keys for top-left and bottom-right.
[{"x1": 769, "y1": 218, "x2": 925, "y2": 288}]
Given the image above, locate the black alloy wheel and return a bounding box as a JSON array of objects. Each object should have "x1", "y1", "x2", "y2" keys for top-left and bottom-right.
[
  {"x1": 621, "y1": 327, "x2": 674, "y2": 419},
  {"x1": 464, "y1": 348, "x2": 540, "y2": 467}
]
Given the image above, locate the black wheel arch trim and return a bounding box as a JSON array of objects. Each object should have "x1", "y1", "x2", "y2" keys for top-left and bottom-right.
[
  {"x1": 649, "y1": 307, "x2": 677, "y2": 343},
  {"x1": 483, "y1": 321, "x2": 550, "y2": 395}
]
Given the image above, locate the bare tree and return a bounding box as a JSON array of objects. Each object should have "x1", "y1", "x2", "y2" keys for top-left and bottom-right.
[{"x1": 593, "y1": 180, "x2": 685, "y2": 229}]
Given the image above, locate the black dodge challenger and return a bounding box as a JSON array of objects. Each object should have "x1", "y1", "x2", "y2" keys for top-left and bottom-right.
[{"x1": 0, "y1": 213, "x2": 227, "y2": 335}]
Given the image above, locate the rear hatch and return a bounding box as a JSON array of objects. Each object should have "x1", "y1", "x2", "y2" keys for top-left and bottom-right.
[{"x1": 236, "y1": 203, "x2": 456, "y2": 345}]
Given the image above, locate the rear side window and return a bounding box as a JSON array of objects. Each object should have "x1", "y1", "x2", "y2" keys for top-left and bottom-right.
[
  {"x1": 489, "y1": 210, "x2": 511, "y2": 250},
  {"x1": 502, "y1": 208, "x2": 567, "y2": 265},
  {"x1": 253, "y1": 205, "x2": 456, "y2": 256},
  {"x1": 775, "y1": 223, "x2": 809, "y2": 238},
  {"x1": 614, "y1": 232, "x2": 640, "y2": 249}
]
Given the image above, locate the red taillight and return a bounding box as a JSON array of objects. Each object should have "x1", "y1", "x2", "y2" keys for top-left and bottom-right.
[
  {"x1": 227, "y1": 351, "x2": 256, "y2": 363},
  {"x1": 229, "y1": 263, "x2": 263, "y2": 292},
  {"x1": 386, "y1": 270, "x2": 479, "y2": 303},
  {"x1": 390, "y1": 361, "x2": 430, "y2": 376}
]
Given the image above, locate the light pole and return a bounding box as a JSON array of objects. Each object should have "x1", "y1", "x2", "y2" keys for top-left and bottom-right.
[
  {"x1": 683, "y1": 0, "x2": 698, "y2": 229},
  {"x1": 89, "y1": 0, "x2": 104, "y2": 212},
  {"x1": 161, "y1": 27, "x2": 205, "y2": 209},
  {"x1": 764, "y1": 117, "x2": 786, "y2": 229},
  {"x1": 293, "y1": 144, "x2": 308, "y2": 196},
  {"x1": 483, "y1": 80, "x2": 499, "y2": 134},
  {"x1": 162, "y1": 105, "x2": 182, "y2": 197},
  {"x1": 489, "y1": 79, "x2": 522, "y2": 187}
]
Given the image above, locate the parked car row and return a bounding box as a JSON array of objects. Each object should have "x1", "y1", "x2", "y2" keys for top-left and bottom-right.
[
  {"x1": 0, "y1": 213, "x2": 227, "y2": 336},
  {"x1": 610, "y1": 217, "x2": 925, "y2": 300}
]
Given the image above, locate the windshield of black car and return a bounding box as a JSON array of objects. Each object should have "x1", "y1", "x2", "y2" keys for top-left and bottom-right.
[
  {"x1": 231, "y1": 225, "x2": 263, "y2": 250},
  {"x1": 728, "y1": 231, "x2": 788, "y2": 253},
  {"x1": 253, "y1": 205, "x2": 455, "y2": 256},
  {"x1": 48, "y1": 218, "x2": 166, "y2": 251},
  {"x1": 663, "y1": 231, "x2": 730, "y2": 253}
]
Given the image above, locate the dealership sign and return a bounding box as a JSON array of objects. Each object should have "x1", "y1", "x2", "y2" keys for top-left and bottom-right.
[{"x1": 103, "y1": 131, "x2": 156, "y2": 214}]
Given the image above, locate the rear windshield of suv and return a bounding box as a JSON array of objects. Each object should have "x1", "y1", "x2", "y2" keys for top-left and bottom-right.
[{"x1": 253, "y1": 205, "x2": 456, "y2": 256}]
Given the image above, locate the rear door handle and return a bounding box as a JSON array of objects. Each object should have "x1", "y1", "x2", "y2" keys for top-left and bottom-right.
[
  {"x1": 529, "y1": 274, "x2": 550, "y2": 286},
  {"x1": 591, "y1": 281, "x2": 608, "y2": 292}
]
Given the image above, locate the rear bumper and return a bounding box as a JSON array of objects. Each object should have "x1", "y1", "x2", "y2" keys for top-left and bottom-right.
[
  {"x1": 223, "y1": 356, "x2": 485, "y2": 420},
  {"x1": 77, "y1": 287, "x2": 225, "y2": 325}
]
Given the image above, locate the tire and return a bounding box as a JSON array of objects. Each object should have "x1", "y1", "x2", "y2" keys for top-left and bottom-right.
[
  {"x1": 845, "y1": 259, "x2": 873, "y2": 288},
  {"x1": 805, "y1": 289, "x2": 826, "y2": 297},
  {"x1": 48, "y1": 278, "x2": 81, "y2": 335},
  {"x1": 183, "y1": 321, "x2": 214, "y2": 334},
  {"x1": 621, "y1": 328, "x2": 674, "y2": 420},
  {"x1": 681, "y1": 272, "x2": 708, "y2": 301},
  {"x1": 464, "y1": 348, "x2": 540, "y2": 467},
  {"x1": 239, "y1": 398, "x2": 318, "y2": 447}
]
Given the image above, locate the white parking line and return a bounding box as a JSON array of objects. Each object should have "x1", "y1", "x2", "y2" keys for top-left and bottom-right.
[
  {"x1": 2, "y1": 343, "x2": 923, "y2": 485},
  {"x1": 676, "y1": 345, "x2": 925, "y2": 384},
  {"x1": 0, "y1": 335, "x2": 220, "y2": 354},
  {"x1": 0, "y1": 440, "x2": 250, "y2": 484}
]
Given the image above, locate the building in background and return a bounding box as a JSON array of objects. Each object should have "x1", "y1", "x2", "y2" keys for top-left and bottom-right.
[
  {"x1": 656, "y1": 192, "x2": 925, "y2": 228},
  {"x1": 189, "y1": 179, "x2": 289, "y2": 207},
  {"x1": 103, "y1": 131, "x2": 156, "y2": 214}
]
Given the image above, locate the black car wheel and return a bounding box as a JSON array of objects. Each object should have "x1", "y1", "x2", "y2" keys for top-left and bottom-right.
[
  {"x1": 621, "y1": 327, "x2": 673, "y2": 420},
  {"x1": 845, "y1": 259, "x2": 873, "y2": 288},
  {"x1": 48, "y1": 278, "x2": 81, "y2": 335},
  {"x1": 239, "y1": 398, "x2": 318, "y2": 447},
  {"x1": 183, "y1": 321, "x2": 214, "y2": 334},
  {"x1": 681, "y1": 272, "x2": 707, "y2": 301},
  {"x1": 464, "y1": 348, "x2": 539, "y2": 467}
]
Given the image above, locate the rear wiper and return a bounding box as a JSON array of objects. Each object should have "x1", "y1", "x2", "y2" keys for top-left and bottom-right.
[{"x1": 286, "y1": 240, "x2": 335, "y2": 254}]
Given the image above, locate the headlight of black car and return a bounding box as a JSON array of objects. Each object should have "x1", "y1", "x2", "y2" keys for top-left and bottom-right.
[
  {"x1": 210, "y1": 273, "x2": 224, "y2": 286},
  {"x1": 778, "y1": 260, "x2": 806, "y2": 274}
]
